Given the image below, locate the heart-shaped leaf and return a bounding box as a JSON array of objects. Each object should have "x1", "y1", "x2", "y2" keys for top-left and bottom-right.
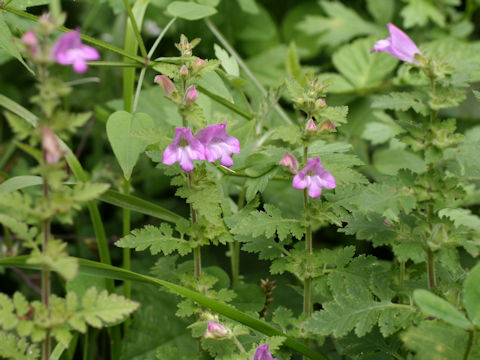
[{"x1": 106, "y1": 111, "x2": 154, "y2": 180}]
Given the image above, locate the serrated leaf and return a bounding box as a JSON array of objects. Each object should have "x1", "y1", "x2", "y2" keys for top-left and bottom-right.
[
  {"x1": 214, "y1": 44, "x2": 239, "y2": 77},
  {"x1": 0, "y1": 13, "x2": 30, "y2": 72},
  {"x1": 332, "y1": 37, "x2": 398, "y2": 90},
  {"x1": 401, "y1": 0, "x2": 445, "y2": 28},
  {"x1": 464, "y1": 263, "x2": 480, "y2": 327},
  {"x1": 0, "y1": 331, "x2": 39, "y2": 360},
  {"x1": 375, "y1": 148, "x2": 427, "y2": 175},
  {"x1": 372, "y1": 92, "x2": 428, "y2": 115},
  {"x1": 272, "y1": 124, "x2": 302, "y2": 145},
  {"x1": 115, "y1": 223, "x2": 193, "y2": 256},
  {"x1": 166, "y1": 1, "x2": 217, "y2": 20},
  {"x1": 0, "y1": 214, "x2": 37, "y2": 243},
  {"x1": 362, "y1": 111, "x2": 406, "y2": 145},
  {"x1": 286, "y1": 42, "x2": 301, "y2": 80},
  {"x1": 413, "y1": 289, "x2": 471, "y2": 330},
  {"x1": 231, "y1": 204, "x2": 303, "y2": 241},
  {"x1": 72, "y1": 183, "x2": 110, "y2": 203},
  {"x1": 285, "y1": 77, "x2": 304, "y2": 102},
  {"x1": 438, "y1": 208, "x2": 480, "y2": 232},
  {"x1": 106, "y1": 111, "x2": 154, "y2": 180}
]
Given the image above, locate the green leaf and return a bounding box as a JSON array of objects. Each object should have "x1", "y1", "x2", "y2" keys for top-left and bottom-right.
[
  {"x1": 99, "y1": 189, "x2": 185, "y2": 223},
  {"x1": 401, "y1": 0, "x2": 445, "y2": 28},
  {"x1": 0, "y1": 13, "x2": 30, "y2": 72},
  {"x1": 115, "y1": 223, "x2": 193, "y2": 256},
  {"x1": 464, "y1": 263, "x2": 480, "y2": 327},
  {"x1": 214, "y1": 44, "x2": 239, "y2": 77},
  {"x1": 375, "y1": 148, "x2": 427, "y2": 175},
  {"x1": 366, "y1": 0, "x2": 395, "y2": 24},
  {"x1": 197, "y1": 70, "x2": 233, "y2": 103},
  {"x1": 0, "y1": 331, "x2": 39, "y2": 360},
  {"x1": 362, "y1": 112, "x2": 406, "y2": 145},
  {"x1": 332, "y1": 37, "x2": 398, "y2": 90},
  {"x1": 413, "y1": 289, "x2": 471, "y2": 330},
  {"x1": 402, "y1": 320, "x2": 468, "y2": 360},
  {"x1": 0, "y1": 93, "x2": 38, "y2": 127},
  {"x1": 438, "y1": 208, "x2": 480, "y2": 232},
  {"x1": 286, "y1": 42, "x2": 301, "y2": 80},
  {"x1": 8, "y1": 0, "x2": 50, "y2": 9},
  {"x1": 231, "y1": 204, "x2": 304, "y2": 241},
  {"x1": 372, "y1": 92, "x2": 428, "y2": 115},
  {"x1": 0, "y1": 214, "x2": 36, "y2": 243},
  {"x1": 285, "y1": 77, "x2": 304, "y2": 102},
  {"x1": 0, "y1": 256, "x2": 328, "y2": 360},
  {"x1": 236, "y1": 0, "x2": 259, "y2": 14},
  {"x1": 72, "y1": 183, "x2": 110, "y2": 203},
  {"x1": 298, "y1": 1, "x2": 379, "y2": 47},
  {"x1": 166, "y1": 1, "x2": 217, "y2": 20},
  {"x1": 106, "y1": 111, "x2": 154, "y2": 180}
]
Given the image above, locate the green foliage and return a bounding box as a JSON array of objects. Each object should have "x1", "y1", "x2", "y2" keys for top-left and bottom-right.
[
  {"x1": 463, "y1": 263, "x2": 480, "y2": 328},
  {"x1": 167, "y1": 1, "x2": 217, "y2": 20},
  {"x1": 0, "y1": 331, "x2": 39, "y2": 360},
  {"x1": 116, "y1": 222, "x2": 193, "y2": 256},
  {"x1": 372, "y1": 92, "x2": 428, "y2": 115}
]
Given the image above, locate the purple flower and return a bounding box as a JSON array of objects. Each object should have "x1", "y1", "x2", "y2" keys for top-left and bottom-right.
[
  {"x1": 51, "y1": 30, "x2": 100, "y2": 74},
  {"x1": 22, "y1": 30, "x2": 38, "y2": 56},
  {"x1": 253, "y1": 344, "x2": 278, "y2": 360},
  {"x1": 184, "y1": 85, "x2": 198, "y2": 106},
  {"x1": 163, "y1": 127, "x2": 205, "y2": 172},
  {"x1": 279, "y1": 153, "x2": 298, "y2": 174},
  {"x1": 371, "y1": 23, "x2": 420, "y2": 63},
  {"x1": 196, "y1": 122, "x2": 240, "y2": 167},
  {"x1": 204, "y1": 321, "x2": 228, "y2": 339},
  {"x1": 292, "y1": 157, "x2": 336, "y2": 198}
]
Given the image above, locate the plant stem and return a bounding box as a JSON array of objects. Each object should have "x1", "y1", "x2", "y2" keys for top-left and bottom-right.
[
  {"x1": 230, "y1": 182, "x2": 246, "y2": 288},
  {"x1": 463, "y1": 329, "x2": 475, "y2": 360},
  {"x1": 122, "y1": 179, "x2": 131, "y2": 300},
  {"x1": 133, "y1": 17, "x2": 177, "y2": 113},
  {"x1": 82, "y1": 328, "x2": 89, "y2": 360},
  {"x1": 303, "y1": 146, "x2": 312, "y2": 316},
  {"x1": 426, "y1": 247, "x2": 436, "y2": 289},
  {"x1": 123, "y1": 0, "x2": 147, "y2": 58},
  {"x1": 41, "y1": 172, "x2": 51, "y2": 360},
  {"x1": 188, "y1": 172, "x2": 201, "y2": 280},
  {"x1": 204, "y1": 18, "x2": 293, "y2": 125},
  {"x1": 232, "y1": 335, "x2": 246, "y2": 353}
]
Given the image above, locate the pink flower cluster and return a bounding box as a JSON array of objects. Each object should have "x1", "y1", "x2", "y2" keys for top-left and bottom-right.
[
  {"x1": 279, "y1": 153, "x2": 336, "y2": 198},
  {"x1": 163, "y1": 122, "x2": 240, "y2": 172}
]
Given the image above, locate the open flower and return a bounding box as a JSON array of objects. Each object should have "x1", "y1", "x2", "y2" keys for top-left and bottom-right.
[
  {"x1": 22, "y1": 30, "x2": 38, "y2": 57},
  {"x1": 52, "y1": 30, "x2": 100, "y2": 74},
  {"x1": 204, "y1": 321, "x2": 228, "y2": 339},
  {"x1": 292, "y1": 157, "x2": 336, "y2": 198},
  {"x1": 163, "y1": 127, "x2": 205, "y2": 172},
  {"x1": 371, "y1": 23, "x2": 420, "y2": 63},
  {"x1": 254, "y1": 344, "x2": 278, "y2": 360},
  {"x1": 196, "y1": 122, "x2": 240, "y2": 167}
]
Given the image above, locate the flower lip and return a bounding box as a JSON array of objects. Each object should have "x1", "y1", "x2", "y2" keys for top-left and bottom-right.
[
  {"x1": 292, "y1": 157, "x2": 336, "y2": 198},
  {"x1": 371, "y1": 23, "x2": 420, "y2": 63},
  {"x1": 52, "y1": 30, "x2": 100, "y2": 74},
  {"x1": 253, "y1": 344, "x2": 278, "y2": 360},
  {"x1": 162, "y1": 127, "x2": 205, "y2": 172},
  {"x1": 195, "y1": 122, "x2": 240, "y2": 167}
]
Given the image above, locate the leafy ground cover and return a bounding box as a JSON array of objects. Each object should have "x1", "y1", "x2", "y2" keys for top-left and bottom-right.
[{"x1": 1, "y1": 0, "x2": 480, "y2": 359}]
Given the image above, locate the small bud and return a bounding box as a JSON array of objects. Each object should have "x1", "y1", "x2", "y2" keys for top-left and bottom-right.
[
  {"x1": 305, "y1": 119, "x2": 317, "y2": 133},
  {"x1": 180, "y1": 65, "x2": 189, "y2": 77},
  {"x1": 318, "y1": 119, "x2": 335, "y2": 132},
  {"x1": 22, "y1": 30, "x2": 38, "y2": 57},
  {"x1": 297, "y1": 98, "x2": 304, "y2": 104},
  {"x1": 204, "y1": 321, "x2": 228, "y2": 339},
  {"x1": 279, "y1": 153, "x2": 298, "y2": 174},
  {"x1": 154, "y1": 75, "x2": 177, "y2": 97},
  {"x1": 38, "y1": 13, "x2": 56, "y2": 35},
  {"x1": 192, "y1": 58, "x2": 206, "y2": 73},
  {"x1": 184, "y1": 85, "x2": 198, "y2": 106},
  {"x1": 41, "y1": 127, "x2": 61, "y2": 165},
  {"x1": 315, "y1": 98, "x2": 326, "y2": 109},
  {"x1": 383, "y1": 220, "x2": 391, "y2": 226}
]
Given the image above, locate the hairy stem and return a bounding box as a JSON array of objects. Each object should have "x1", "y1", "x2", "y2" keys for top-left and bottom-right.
[
  {"x1": 426, "y1": 247, "x2": 436, "y2": 289},
  {"x1": 463, "y1": 329, "x2": 475, "y2": 360},
  {"x1": 230, "y1": 182, "x2": 246, "y2": 288}
]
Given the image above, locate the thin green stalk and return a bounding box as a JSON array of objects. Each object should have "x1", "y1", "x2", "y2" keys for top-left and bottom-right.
[
  {"x1": 463, "y1": 329, "x2": 475, "y2": 360},
  {"x1": 3, "y1": 226, "x2": 12, "y2": 251},
  {"x1": 82, "y1": 329, "x2": 88, "y2": 360},
  {"x1": 204, "y1": 18, "x2": 293, "y2": 125},
  {"x1": 233, "y1": 336, "x2": 246, "y2": 353},
  {"x1": 426, "y1": 247, "x2": 436, "y2": 289},
  {"x1": 303, "y1": 145, "x2": 312, "y2": 360},
  {"x1": 123, "y1": 0, "x2": 147, "y2": 58},
  {"x1": 188, "y1": 172, "x2": 201, "y2": 280},
  {"x1": 231, "y1": 182, "x2": 246, "y2": 288},
  {"x1": 86, "y1": 61, "x2": 141, "y2": 68},
  {"x1": 3, "y1": 7, "x2": 145, "y2": 64},
  {"x1": 123, "y1": 179, "x2": 131, "y2": 300},
  {"x1": 133, "y1": 17, "x2": 177, "y2": 113}
]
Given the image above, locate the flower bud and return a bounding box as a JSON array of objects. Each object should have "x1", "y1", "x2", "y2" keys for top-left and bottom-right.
[
  {"x1": 383, "y1": 220, "x2": 391, "y2": 226},
  {"x1": 41, "y1": 127, "x2": 61, "y2": 165},
  {"x1": 154, "y1": 75, "x2": 177, "y2": 97},
  {"x1": 318, "y1": 119, "x2": 335, "y2": 132},
  {"x1": 22, "y1": 30, "x2": 38, "y2": 57},
  {"x1": 297, "y1": 98, "x2": 304, "y2": 104},
  {"x1": 180, "y1": 65, "x2": 189, "y2": 78},
  {"x1": 279, "y1": 153, "x2": 298, "y2": 174},
  {"x1": 305, "y1": 119, "x2": 317, "y2": 134},
  {"x1": 38, "y1": 13, "x2": 56, "y2": 35},
  {"x1": 315, "y1": 98, "x2": 326, "y2": 109},
  {"x1": 204, "y1": 321, "x2": 228, "y2": 339},
  {"x1": 192, "y1": 58, "x2": 206, "y2": 73},
  {"x1": 184, "y1": 85, "x2": 198, "y2": 106}
]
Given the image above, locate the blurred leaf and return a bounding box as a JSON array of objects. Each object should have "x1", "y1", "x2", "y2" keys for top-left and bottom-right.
[
  {"x1": 166, "y1": 1, "x2": 217, "y2": 20},
  {"x1": 236, "y1": 0, "x2": 259, "y2": 14},
  {"x1": 0, "y1": 175, "x2": 42, "y2": 195},
  {"x1": 438, "y1": 208, "x2": 480, "y2": 232},
  {"x1": 0, "y1": 331, "x2": 39, "y2": 360},
  {"x1": 362, "y1": 111, "x2": 406, "y2": 145},
  {"x1": 286, "y1": 42, "x2": 301, "y2": 80},
  {"x1": 401, "y1": 0, "x2": 445, "y2": 28},
  {"x1": 332, "y1": 37, "x2": 398, "y2": 90},
  {"x1": 413, "y1": 289, "x2": 471, "y2": 330},
  {"x1": 106, "y1": 111, "x2": 154, "y2": 180},
  {"x1": 214, "y1": 44, "x2": 240, "y2": 77},
  {"x1": 8, "y1": 0, "x2": 50, "y2": 9},
  {"x1": 298, "y1": 1, "x2": 379, "y2": 47},
  {"x1": 464, "y1": 263, "x2": 480, "y2": 327},
  {"x1": 0, "y1": 13, "x2": 30, "y2": 72},
  {"x1": 372, "y1": 92, "x2": 428, "y2": 115},
  {"x1": 197, "y1": 70, "x2": 233, "y2": 103},
  {"x1": 374, "y1": 148, "x2": 427, "y2": 175},
  {"x1": 366, "y1": 0, "x2": 395, "y2": 24}
]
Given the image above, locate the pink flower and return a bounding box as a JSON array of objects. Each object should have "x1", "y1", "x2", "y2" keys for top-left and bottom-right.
[
  {"x1": 196, "y1": 122, "x2": 240, "y2": 167},
  {"x1": 163, "y1": 127, "x2": 205, "y2": 172},
  {"x1": 254, "y1": 344, "x2": 277, "y2": 360},
  {"x1": 371, "y1": 23, "x2": 420, "y2": 63},
  {"x1": 292, "y1": 157, "x2": 336, "y2": 198},
  {"x1": 305, "y1": 119, "x2": 317, "y2": 133},
  {"x1": 184, "y1": 85, "x2": 198, "y2": 106},
  {"x1": 22, "y1": 30, "x2": 38, "y2": 56},
  {"x1": 203, "y1": 321, "x2": 228, "y2": 339},
  {"x1": 279, "y1": 153, "x2": 298, "y2": 174},
  {"x1": 154, "y1": 75, "x2": 177, "y2": 97},
  {"x1": 51, "y1": 30, "x2": 100, "y2": 74}
]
